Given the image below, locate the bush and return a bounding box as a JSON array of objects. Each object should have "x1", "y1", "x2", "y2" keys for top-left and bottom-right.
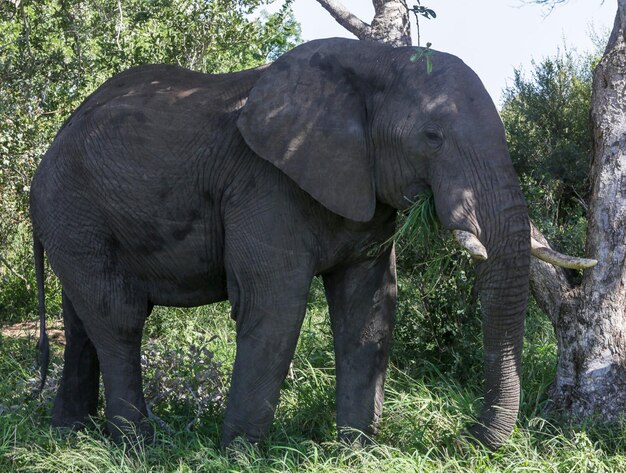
[{"x1": 391, "y1": 193, "x2": 482, "y2": 381}]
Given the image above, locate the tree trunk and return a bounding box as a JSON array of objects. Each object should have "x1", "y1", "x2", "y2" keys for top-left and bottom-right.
[
  {"x1": 315, "y1": 0, "x2": 411, "y2": 47},
  {"x1": 530, "y1": 1, "x2": 626, "y2": 421}
]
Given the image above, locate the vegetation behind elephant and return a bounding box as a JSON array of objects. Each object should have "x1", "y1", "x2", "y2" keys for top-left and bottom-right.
[{"x1": 30, "y1": 38, "x2": 532, "y2": 450}]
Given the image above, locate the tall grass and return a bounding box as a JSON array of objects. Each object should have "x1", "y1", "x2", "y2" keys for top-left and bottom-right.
[{"x1": 1, "y1": 277, "x2": 625, "y2": 471}]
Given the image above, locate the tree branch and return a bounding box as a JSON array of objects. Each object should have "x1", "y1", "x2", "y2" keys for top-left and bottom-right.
[
  {"x1": 315, "y1": 0, "x2": 372, "y2": 40},
  {"x1": 605, "y1": 0, "x2": 626, "y2": 53},
  {"x1": 0, "y1": 252, "x2": 30, "y2": 289},
  {"x1": 528, "y1": 221, "x2": 575, "y2": 327}
]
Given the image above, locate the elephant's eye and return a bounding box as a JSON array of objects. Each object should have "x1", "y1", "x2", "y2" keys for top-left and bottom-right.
[{"x1": 423, "y1": 128, "x2": 444, "y2": 148}]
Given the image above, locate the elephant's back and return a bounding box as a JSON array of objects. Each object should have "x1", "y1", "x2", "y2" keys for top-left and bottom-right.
[
  {"x1": 68, "y1": 64, "x2": 262, "y2": 126},
  {"x1": 57, "y1": 63, "x2": 261, "y2": 168},
  {"x1": 35, "y1": 63, "x2": 262, "y2": 219}
]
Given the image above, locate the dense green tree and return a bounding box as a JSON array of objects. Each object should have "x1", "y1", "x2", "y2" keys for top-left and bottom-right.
[
  {"x1": 0, "y1": 0, "x2": 300, "y2": 321},
  {"x1": 500, "y1": 51, "x2": 595, "y2": 257},
  {"x1": 501, "y1": 52, "x2": 594, "y2": 227}
]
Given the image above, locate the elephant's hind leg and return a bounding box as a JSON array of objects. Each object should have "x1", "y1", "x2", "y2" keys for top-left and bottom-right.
[
  {"x1": 66, "y1": 272, "x2": 152, "y2": 443},
  {"x1": 52, "y1": 291, "x2": 100, "y2": 429}
]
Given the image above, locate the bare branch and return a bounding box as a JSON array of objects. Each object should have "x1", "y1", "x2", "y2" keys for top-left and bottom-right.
[
  {"x1": 185, "y1": 384, "x2": 202, "y2": 433},
  {"x1": 315, "y1": 0, "x2": 372, "y2": 39},
  {"x1": 0, "y1": 252, "x2": 31, "y2": 289},
  {"x1": 116, "y1": 0, "x2": 124, "y2": 51},
  {"x1": 146, "y1": 403, "x2": 174, "y2": 435},
  {"x1": 522, "y1": 0, "x2": 568, "y2": 5}
]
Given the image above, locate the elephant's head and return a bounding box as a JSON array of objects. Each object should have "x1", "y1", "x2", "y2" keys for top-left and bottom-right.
[{"x1": 237, "y1": 38, "x2": 530, "y2": 449}]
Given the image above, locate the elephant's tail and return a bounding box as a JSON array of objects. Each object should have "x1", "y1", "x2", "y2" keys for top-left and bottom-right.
[{"x1": 33, "y1": 234, "x2": 49, "y2": 396}]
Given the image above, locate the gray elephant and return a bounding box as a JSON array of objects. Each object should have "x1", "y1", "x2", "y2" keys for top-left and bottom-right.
[{"x1": 30, "y1": 38, "x2": 590, "y2": 449}]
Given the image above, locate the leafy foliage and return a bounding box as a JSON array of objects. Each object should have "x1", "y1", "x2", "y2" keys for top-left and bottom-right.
[
  {"x1": 390, "y1": 191, "x2": 482, "y2": 379},
  {"x1": 142, "y1": 340, "x2": 226, "y2": 432},
  {"x1": 393, "y1": 241, "x2": 481, "y2": 379},
  {"x1": 0, "y1": 0, "x2": 301, "y2": 322},
  {"x1": 497, "y1": 48, "x2": 597, "y2": 275},
  {"x1": 410, "y1": 43, "x2": 434, "y2": 74},
  {"x1": 500, "y1": 49, "x2": 594, "y2": 255},
  {"x1": 411, "y1": 2, "x2": 436, "y2": 20},
  {"x1": 391, "y1": 189, "x2": 438, "y2": 246}
]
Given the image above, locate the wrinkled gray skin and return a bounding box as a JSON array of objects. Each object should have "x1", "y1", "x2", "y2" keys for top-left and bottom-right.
[{"x1": 30, "y1": 38, "x2": 529, "y2": 450}]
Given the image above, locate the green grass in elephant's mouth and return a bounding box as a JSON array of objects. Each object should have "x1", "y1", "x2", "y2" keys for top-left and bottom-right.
[{"x1": 389, "y1": 189, "x2": 439, "y2": 252}]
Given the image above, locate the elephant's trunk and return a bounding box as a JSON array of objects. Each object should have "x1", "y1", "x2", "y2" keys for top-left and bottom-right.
[
  {"x1": 467, "y1": 199, "x2": 530, "y2": 449},
  {"x1": 432, "y1": 153, "x2": 530, "y2": 448}
]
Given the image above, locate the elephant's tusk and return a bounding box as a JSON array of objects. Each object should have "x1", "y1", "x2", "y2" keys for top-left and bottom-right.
[
  {"x1": 530, "y1": 237, "x2": 598, "y2": 269},
  {"x1": 453, "y1": 230, "x2": 488, "y2": 261}
]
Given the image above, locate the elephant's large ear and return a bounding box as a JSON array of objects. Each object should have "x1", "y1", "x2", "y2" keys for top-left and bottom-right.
[{"x1": 237, "y1": 39, "x2": 375, "y2": 222}]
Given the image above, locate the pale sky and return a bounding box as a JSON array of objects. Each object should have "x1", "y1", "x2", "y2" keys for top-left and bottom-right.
[{"x1": 291, "y1": 0, "x2": 616, "y2": 106}]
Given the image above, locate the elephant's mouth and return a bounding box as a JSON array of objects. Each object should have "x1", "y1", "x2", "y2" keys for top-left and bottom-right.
[{"x1": 401, "y1": 182, "x2": 430, "y2": 207}]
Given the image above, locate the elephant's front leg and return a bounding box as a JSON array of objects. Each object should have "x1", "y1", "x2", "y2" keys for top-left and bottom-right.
[
  {"x1": 322, "y1": 244, "x2": 397, "y2": 443},
  {"x1": 221, "y1": 240, "x2": 314, "y2": 447}
]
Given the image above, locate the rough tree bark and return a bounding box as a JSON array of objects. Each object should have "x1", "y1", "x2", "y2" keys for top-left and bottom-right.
[
  {"x1": 315, "y1": 0, "x2": 411, "y2": 47},
  {"x1": 530, "y1": 1, "x2": 626, "y2": 420}
]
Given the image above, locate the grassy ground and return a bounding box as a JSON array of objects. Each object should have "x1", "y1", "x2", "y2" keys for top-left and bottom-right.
[{"x1": 1, "y1": 279, "x2": 626, "y2": 472}]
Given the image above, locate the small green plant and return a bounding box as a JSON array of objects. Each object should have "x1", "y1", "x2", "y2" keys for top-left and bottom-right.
[
  {"x1": 411, "y1": 42, "x2": 434, "y2": 74},
  {"x1": 142, "y1": 339, "x2": 226, "y2": 433}
]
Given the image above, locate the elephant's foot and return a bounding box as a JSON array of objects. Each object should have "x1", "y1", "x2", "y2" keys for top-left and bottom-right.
[
  {"x1": 52, "y1": 389, "x2": 99, "y2": 431},
  {"x1": 465, "y1": 421, "x2": 511, "y2": 451},
  {"x1": 107, "y1": 415, "x2": 155, "y2": 444},
  {"x1": 51, "y1": 412, "x2": 93, "y2": 432},
  {"x1": 337, "y1": 426, "x2": 375, "y2": 447},
  {"x1": 220, "y1": 416, "x2": 268, "y2": 449},
  {"x1": 103, "y1": 382, "x2": 153, "y2": 444},
  {"x1": 221, "y1": 435, "x2": 262, "y2": 463}
]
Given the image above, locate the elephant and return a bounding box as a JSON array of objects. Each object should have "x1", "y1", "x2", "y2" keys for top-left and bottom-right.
[{"x1": 30, "y1": 37, "x2": 592, "y2": 450}]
